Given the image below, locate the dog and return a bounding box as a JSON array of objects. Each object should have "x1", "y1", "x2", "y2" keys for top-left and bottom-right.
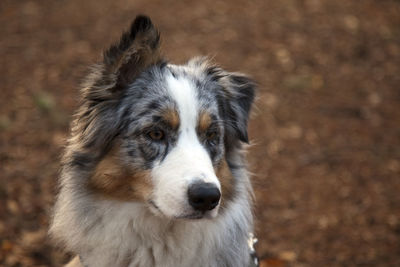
[{"x1": 50, "y1": 15, "x2": 257, "y2": 267}]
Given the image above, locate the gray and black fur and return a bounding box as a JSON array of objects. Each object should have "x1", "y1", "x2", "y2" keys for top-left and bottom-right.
[{"x1": 50, "y1": 15, "x2": 256, "y2": 267}]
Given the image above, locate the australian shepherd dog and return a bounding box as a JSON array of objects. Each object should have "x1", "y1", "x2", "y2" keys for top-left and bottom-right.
[{"x1": 50, "y1": 15, "x2": 257, "y2": 267}]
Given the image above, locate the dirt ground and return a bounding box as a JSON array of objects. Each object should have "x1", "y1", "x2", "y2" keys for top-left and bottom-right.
[{"x1": 0, "y1": 0, "x2": 399, "y2": 266}]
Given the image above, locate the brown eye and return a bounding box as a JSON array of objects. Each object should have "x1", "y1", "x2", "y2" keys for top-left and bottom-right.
[
  {"x1": 148, "y1": 129, "x2": 165, "y2": 141},
  {"x1": 206, "y1": 130, "x2": 218, "y2": 140}
]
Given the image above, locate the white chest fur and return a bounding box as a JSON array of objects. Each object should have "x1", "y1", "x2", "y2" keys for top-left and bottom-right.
[{"x1": 52, "y1": 190, "x2": 252, "y2": 267}]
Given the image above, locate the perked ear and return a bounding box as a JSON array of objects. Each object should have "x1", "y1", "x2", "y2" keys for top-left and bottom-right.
[
  {"x1": 218, "y1": 73, "x2": 256, "y2": 143},
  {"x1": 101, "y1": 15, "x2": 162, "y2": 90},
  {"x1": 73, "y1": 16, "x2": 162, "y2": 151}
]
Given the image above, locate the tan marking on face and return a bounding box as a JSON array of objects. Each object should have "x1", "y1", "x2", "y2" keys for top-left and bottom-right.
[
  {"x1": 215, "y1": 160, "x2": 235, "y2": 207},
  {"x1": 197, "y1": 110, "x2": 212, "y2": 133},
  {"x1": 88, "y1": 148, "x2": 152, "y2": 201},
  {"x1": 163, "y1": 108, "x2": 180, "y2": 130}
]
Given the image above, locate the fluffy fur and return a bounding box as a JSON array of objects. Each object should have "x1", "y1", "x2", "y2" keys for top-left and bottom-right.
[{"x1": 50, "y1": 15, "x2": 256, "y2": 267}]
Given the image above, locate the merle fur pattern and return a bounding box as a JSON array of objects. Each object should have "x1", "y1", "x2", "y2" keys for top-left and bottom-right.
[{"x1": 50, "y1": 15, "x2": 256, "y2": 267}]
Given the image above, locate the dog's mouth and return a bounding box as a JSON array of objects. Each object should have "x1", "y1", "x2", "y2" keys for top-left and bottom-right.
[
  {"x1": 174, "y1": 211, "x2": 204, "y2": 220},
  {"x1": 148, "y1": 200, "x2": 162, "y2": 214},
  {"x1": 148, "y1": 200, "x2": 217, "y2": 220}
]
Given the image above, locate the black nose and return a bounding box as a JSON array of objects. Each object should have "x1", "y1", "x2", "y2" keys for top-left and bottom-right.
[{"x1": 188, "y1": 182, "x2": 221, "y2": 211}]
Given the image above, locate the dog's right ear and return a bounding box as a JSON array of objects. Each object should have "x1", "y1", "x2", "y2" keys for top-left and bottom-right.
[
  {"x1": 92, "y1": 15, "x2": 162, "y2": 95},
  {"x1": 74, "y1": 16, "x2": 162, "y2": 151}
]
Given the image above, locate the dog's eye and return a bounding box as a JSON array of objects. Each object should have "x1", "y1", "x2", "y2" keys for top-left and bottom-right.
[
  {"x1": 206, "y1": 130, "x2": 218, "y2": 141},
  {"x1": 148, "y1": 129, "x2": 165, "y2": 141}
]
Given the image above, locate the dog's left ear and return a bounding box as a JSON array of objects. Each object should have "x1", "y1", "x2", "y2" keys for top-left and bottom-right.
[
  {"x1": 216, "y1": 72, "x2": 256, "y2": 143},
  {"x1": 190, "y1": 58, "x2": 255, "y2": 143}
]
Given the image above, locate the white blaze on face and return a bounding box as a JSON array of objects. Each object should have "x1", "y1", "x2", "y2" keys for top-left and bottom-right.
[{"x1": 151, "y1": 72, "x2": 221, "y2": 218}]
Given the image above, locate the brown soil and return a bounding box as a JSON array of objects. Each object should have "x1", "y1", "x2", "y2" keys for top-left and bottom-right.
[{"x1": 1, "y1": 0, "x2": 399, "y2": 266}]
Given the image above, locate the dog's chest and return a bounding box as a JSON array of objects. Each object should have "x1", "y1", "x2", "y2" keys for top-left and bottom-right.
[
  {"x1": 83, "y1": 229, "x2": 216, "y2": 266},
  {"x1": 80, "y1": 203, "x2": 225, "y2": 267},
  {"x1": 125, "y1": 236, "x2": 209, "y2": 267}
]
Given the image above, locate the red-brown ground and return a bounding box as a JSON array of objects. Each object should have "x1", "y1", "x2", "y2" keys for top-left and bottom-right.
[{"x1": 1, "y1": 0, "x2": 399, "y2": 266}]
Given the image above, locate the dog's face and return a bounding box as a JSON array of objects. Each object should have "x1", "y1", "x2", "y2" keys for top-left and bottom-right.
[
  {"x1": 71, "y1": 16, "x2": 255, "y2": 220},
  {"x1": 125, "y1": 67, "x2": 226, "y2": 219}
]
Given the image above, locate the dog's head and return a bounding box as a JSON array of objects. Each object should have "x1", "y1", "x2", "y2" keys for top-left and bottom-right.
[{"x1": 68, "y1": 16, "x2": 255, "y2": 220}]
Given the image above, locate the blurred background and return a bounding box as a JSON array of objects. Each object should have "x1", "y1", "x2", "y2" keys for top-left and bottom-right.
[{"x1": 0, "y1": 0, "x2": 399, "y2": 266}]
